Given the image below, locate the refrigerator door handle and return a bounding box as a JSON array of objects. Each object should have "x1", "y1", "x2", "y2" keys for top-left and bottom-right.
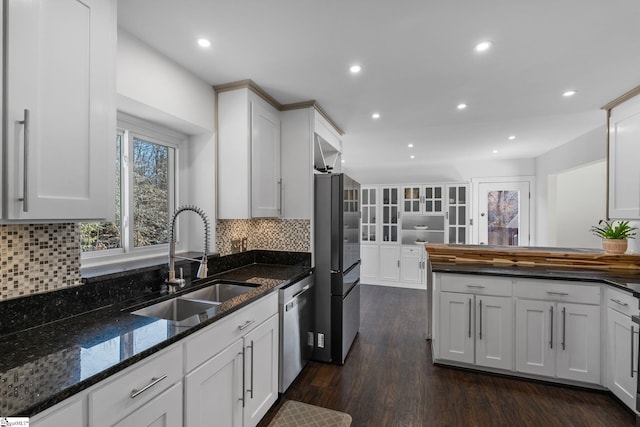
[{"x1": 330, "y1": 269, "x2": 341, "y2": 274}]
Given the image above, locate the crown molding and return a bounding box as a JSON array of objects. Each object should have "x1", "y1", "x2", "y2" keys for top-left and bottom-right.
[
  {"x1": 601, "y1": 84, "x2": 640, "y2": 110},
  {"x1": 213, "y1": 80, "x2": 344, "y2": 135}
]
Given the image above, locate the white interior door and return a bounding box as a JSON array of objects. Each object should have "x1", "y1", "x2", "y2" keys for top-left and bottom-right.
[{"x1": 477, "y1": 181, "x2": 530, "y2": 246}]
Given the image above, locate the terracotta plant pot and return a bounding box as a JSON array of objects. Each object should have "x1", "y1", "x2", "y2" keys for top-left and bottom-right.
[{"x1": 602, "y1": 238, "x2": 628, "y2": 255}]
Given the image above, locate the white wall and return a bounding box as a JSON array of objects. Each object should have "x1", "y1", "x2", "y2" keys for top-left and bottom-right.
[
  {"x1": 550, "y1": 161, "x2": 606, "y2": 248},
  {"x1": 345, "y1": 158, "x2": 535, "y2": 185},
  {"x1": 117, "y1": 29, "x2": 216, "y2": 254},
  {"x1": 535, "y1": 126, "x2": 607, "y2": 246}
]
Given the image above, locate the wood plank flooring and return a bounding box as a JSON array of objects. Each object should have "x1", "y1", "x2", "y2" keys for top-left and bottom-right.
[{"x1": 258, "y1": 285, "x2": 636, "y2": 427}]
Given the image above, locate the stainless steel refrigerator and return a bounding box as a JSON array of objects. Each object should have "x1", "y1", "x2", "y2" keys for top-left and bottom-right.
[{"x1": 314, "y1": 173, "x2": 361, "y2": 364}]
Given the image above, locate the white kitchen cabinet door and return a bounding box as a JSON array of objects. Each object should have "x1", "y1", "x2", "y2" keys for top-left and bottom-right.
[
  {"x1": 555, "y1": 303, "x2": 600, "y2": 384},
  {"x1": 4, "y1": 0, "x2": 116, "y2": 220},
  {"x1": 379, "y1": 245, "x2": 400, "y2": 282},
  {"x1": 114, "y1": 382, "x2": 183, "y2": 427},
  {"x1": 607, "y1": 307, "x2": 638, "y2": 411},
  {"x1": 475, "y1": 295, "x2": 513, "y2": 370},
  {"x1": 244, "y1": 314, "x2": 279, "y2": 427},
  {"x1": 608, "y1": 93, "x2": 640, "y2": 219},
  {"x1": 400, "y1": 246, "x2": 423, "y2": 285},
  {"x1": 218, "y1": 88, "x2": 281, "y2": 219},
  {"x1": 251, "y1": 101, "x2": 281, "y2": 218},
  {"x1": 184, "y1": 339, "x2": 244, "y2": 427},
  {"x1": 515, "y1": 299, "x2": 555, "y2": 377},
  {"x1": 361, "y1": 244, "x2": 379, "y2": 284},
  {"x1": 439, "y1": 292, "x2": 474, "y2": 364},
  {"x1": 31, "y1": 395, "x2": 85, "y2": 427}
]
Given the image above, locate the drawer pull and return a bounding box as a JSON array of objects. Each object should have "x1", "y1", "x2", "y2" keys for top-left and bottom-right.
[
  {"x1": 631, "y1": 326, "x2": 638, "y2": 378},
  {"x1": 611, "y1": 298, "x2": 629, "y2": 307},
  {"x1": 238, "y1": 320, "x2": 255, "y2": 331},
  {"x1": 466, "y1": 285, "x2": 486, "y2": 289},
  {"x1": 130, "y1": 375, "x2": 167, "y2": 398},
  {"x1": 546, "y1": 291, "x2": 569, "y2": 296}
]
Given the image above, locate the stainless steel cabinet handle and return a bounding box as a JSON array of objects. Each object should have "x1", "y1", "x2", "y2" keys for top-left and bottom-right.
[
  {"x1": 549, "y1": 306, "x2": 554, "y2": 349},
  {"x1": 278, "y1": 179, "x2": 283, "y2": 216},
  {"x1": 468, "y1": 298, "x2": 472, "y2": 338},
  {"x1": 611, "y1": 298, "x2": 629, "y2": 307},
  {"x1": 247, "y1": 341, "x2": 254, "y2": 399},
  {"x1": 466, "y1": 285, "x2": 486, "y2": 289},
  {"x1": 479, "y1": 299, "x2": 483, "y2": 340},
  {"x1": 397, "y1": 260, "x2": 400, "y2": 268},
  {"x1": 632, "y1": 326, "x2": 638, "y2": 378},
  {"x1": 130, "y1": 375, "x2": 167, "y2": 398},
  {"x1": 240, "y1": 349, "x2": 246, "y2": 407},
  {"x1": 561, "y1": 307, "x2": 566, "y2": 350},
  {"x1": 546, "y1": 291, "x2": 569, "y2": 296},
  {"x1": 238, "y1": 320, "x2": 255, "y2": 331},
  {"x1": 18, "y1": 109, "x2": 30, "y2": 212}
]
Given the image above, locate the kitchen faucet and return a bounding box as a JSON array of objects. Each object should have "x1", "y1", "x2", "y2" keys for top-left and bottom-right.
[{"x1": 166, "y1": 204, "x2": 210, "y2": 292}]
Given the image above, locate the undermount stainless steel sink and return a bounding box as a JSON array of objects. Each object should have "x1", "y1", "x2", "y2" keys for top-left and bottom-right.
[
  {"x1": 132, "y1": 297, "x2": 220, "y2": 322},
  {"x1": 131, "y1": 282, "x2": 258, "y2": 322},
  {"x1": 179, "y1": 282, "x2": 258, "y2": 303}
]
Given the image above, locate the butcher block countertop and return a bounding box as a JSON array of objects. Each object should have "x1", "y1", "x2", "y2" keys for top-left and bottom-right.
[{"x1": 425, "y1": 244, "x2": 640, "y2": 296}]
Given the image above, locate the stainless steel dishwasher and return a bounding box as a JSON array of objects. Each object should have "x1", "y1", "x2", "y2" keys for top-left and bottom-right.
[{"x1": 279, "y1": 273, "x2": 315, "y2": 393}]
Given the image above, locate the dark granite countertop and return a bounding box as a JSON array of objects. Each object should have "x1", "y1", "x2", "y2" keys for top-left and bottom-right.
[
  {"x1": 0, "y1": 254, "x2": 311, "y2": 417},
  {"x1": 430, "y1": 262, "x2": 640, "y2": 296}
]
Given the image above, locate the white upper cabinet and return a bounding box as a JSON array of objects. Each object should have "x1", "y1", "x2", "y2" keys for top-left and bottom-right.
[
  {"x1": 280, "y1": 106, "x2": 343, "y2": 219},
  {"x1": 217, "y1": 87, "x2": 281, "y2": 219},
  {"x1": 3, "y1": 0, "x2": 116, "y2": 221},
  {"x1": 605, "y1": 87, "x2": 640, "y2": 219}
]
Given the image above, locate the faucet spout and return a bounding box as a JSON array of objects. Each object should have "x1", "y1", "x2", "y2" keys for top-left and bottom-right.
[{"x1": 167, "y1": 204, "x2": 210, "y2": 290}]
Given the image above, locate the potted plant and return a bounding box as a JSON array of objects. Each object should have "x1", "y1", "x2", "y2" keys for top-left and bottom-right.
[{"x1": 590, "y1": 219, "x2": 637, "y2": 254}]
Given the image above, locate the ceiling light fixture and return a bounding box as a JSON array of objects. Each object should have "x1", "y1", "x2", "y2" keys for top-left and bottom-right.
[
  {"x1": 562, "y1": 90, "x2": 577, "y2": 97},
  {"x1": 492, "y1": 149, "x2": 499, "y2": 154},
  {"x1": 197, "y1": 38, "x2": 211, "y2": 48},
  {"x1": 372, "y1": 112, "x2": 381, "y2": 119},
  {"x1": 474, "y1": 41, "x2": 493, "y2": 52},
  {"x1": 408, "y1": 143, "x2": 414, "y2": 148},
  {"x1": 508, "y1": 135, "x2": 516, "y2": 141},
  {"x1": 349, "y1": 64, "x2": 362, "y2": 74},
  {"x1": 457, "y1": 103, "x2": 467, "y2": 110},
  {"x1": 410, "y1": 155, "x2": 415, "y2": 159}
]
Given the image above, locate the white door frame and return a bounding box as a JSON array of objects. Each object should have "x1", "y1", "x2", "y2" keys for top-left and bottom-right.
[{"x1": 471, "y1": 176, "x2": 536, "y2": 246}]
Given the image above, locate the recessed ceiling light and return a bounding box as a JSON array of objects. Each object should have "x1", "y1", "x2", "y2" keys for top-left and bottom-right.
[
  {"x1": 562, "y1": 90, "x2": 577, "y2": 97},
  {"x1": 492, "y1": 149, "x2": 499, "y2": 154},
  {"x1": 408, "y1": 143, "x2": 414, "y2": 148},
  {"x1": 341, "y1": 159, "x2": 345, "y2": 163},
  {"x1": 197, "y1": 38, "x2": 211, "y2": 48},
  {"x1": 349, "y1": 64, "x2": 362, "y2": 74},
  {"x1": 372, "y1": 112, "x2": 381, "y2": 119},
  {"x1": 410, "y1": 155, "x2": 415, "y2": 159},
  {"x1": 474, "y1": 41, "x2": 493, "y2": 52},
  {"x1": 457, "y1": 103, "x2": 467, "y2": 110},
  {"x1": 508, "y1": 135, "x2": 516, "y2": 141}
]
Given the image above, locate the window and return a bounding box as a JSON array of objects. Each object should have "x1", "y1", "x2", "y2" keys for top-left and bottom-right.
[{"x1": 81, "y1": 116, "x2": 181, "y2": 258}]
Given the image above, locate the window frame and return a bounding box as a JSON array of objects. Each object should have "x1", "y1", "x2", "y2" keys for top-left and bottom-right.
[{"x1": 81, "y1": 113, "x2": 185, "y2": 264}]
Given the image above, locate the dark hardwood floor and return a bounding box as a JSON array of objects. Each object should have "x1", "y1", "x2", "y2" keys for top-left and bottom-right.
[{"x1": 258, "y1": 284, "x2": 636, "y2": 427}]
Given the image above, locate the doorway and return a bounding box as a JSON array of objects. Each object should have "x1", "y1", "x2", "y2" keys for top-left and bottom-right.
[{"x1": 473, "y1": 178, "x2": 533, "y2": 246}]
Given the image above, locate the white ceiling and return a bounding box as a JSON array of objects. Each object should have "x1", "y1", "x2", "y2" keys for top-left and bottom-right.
[{"x1": 117, "y1": 0, "x2": 640, "y2": 172}]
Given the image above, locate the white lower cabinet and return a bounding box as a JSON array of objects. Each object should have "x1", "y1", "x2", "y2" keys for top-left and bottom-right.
[
  {"x1": 31, "y1": 395, "x2": 85, "y2": 427},
  {"x1": 185, "y1": 340, "x2": 244, "y2": 427},
  {"x1": 184, "y1": 295, "x2": 279, "y2": 427},
  {"x1": 361, "y1": 244, "x2": 379, "y2": 284},
  {"x1": 439, "y1": 292, "x2": 513, "y2": 370},
  {"x1": 514, "y1": 282, "x2": 601, "y2": 385},
  {"x1": 114, "y1": 383, "x2": 183, "y2": 427},
  {"x1": 379, "y1": 245, "x2": 400, "y2": 282},
  {"x1": 606, "y1": 288, "x2": 640, "y2": 412},
  {"x1": 400, "y1": 246, "x2": 425, "y2": 285}
]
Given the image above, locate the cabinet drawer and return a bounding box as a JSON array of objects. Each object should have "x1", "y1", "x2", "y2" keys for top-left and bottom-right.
[
  {"x1": 402, "y1": 246, "x2": 423, "y2": 255},
  {"x1": 607, "y1": 287, "x2": 640, "y2": 317},
  {"x1": 88, "y1": 345, "x2": 183, "y2": 427},
  {"x1": 185, "y1": 292, "x2": 278, "y2": 372},
  {"x1": 515, "y1": 279, "x2": 600, "y2": 304},
  {"x1": 439, "y1": 273, "x2": 513, "y2": 296}
]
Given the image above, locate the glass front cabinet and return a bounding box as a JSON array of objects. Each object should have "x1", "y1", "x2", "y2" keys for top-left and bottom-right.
[
  {"x1": 446, "y1": 184, "x2": 469, "y2": 244},
  {"x1": 381, "y1": 186, "x2": 399, "y2": 243}
]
